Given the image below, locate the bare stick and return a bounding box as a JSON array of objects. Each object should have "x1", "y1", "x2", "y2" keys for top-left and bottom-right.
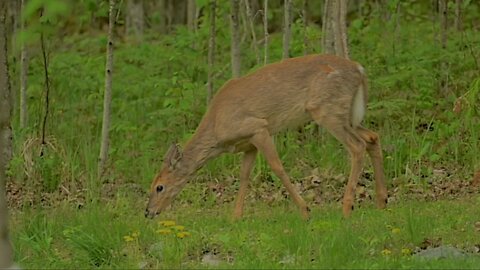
[{"x1": 98, "y1": 0, "x2": 116, "y2": 177}]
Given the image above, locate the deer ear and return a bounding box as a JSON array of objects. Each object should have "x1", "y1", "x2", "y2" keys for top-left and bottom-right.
[{"x1": 162, "y1": 143, "x2": 183, "y2": 169}]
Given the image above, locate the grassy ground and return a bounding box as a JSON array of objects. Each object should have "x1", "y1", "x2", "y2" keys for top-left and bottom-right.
[{"x1": 10, "y1": 193, "x2": 480, "y2": 269}]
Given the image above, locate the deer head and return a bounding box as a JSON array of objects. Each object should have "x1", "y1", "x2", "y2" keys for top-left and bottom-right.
[{"x1": 145, "y1": 143, "x2": 186, "y2": 218}]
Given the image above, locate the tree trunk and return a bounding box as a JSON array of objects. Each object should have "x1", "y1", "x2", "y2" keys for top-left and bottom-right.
[
  {"x1": 166, "y1": 0, "x2": 173, "y2": 33},
  {"x1": 322, "y1": 0, "x2": 334, "y2": 54},
  {"x1": 245, "y1": 0, "x2": 260, "y2": 64},
  {"x1": 98, "y1": 0, "x2": 115, "y2": 178},
  {"x1": 439, "y1": 0, "x2": 448, "y2": 49},
  {"x1": 322, "y1": 0, "x2": 349, "y2": 59},
  {"x1": 19, "y1": 0, "x2": 28, "y2": 129},
  {"x1": 454, "y1": 0, "x2": 462, "y2": 31},
  {"x1": 303, "y1": 0, "x2": 309, "y2": 55},
  {"x1": 0, "y1": 0, "x2": 14, "y2": 267},
  {"x1": 438, "y1": 0, "x2": 448, "y2": 95},
  {"x1": 187, "y1": 0, "x2": 196, "y2": 31},
  {"x1": 282, "y1": 0, "x2": 292, "y2": 59},
  {"x1": 230, "y1": 0, "x2": 241, "y2": 78},
  {"x1": 173, "y1": 0, "x2": 187, "y2": 26},
  {"x1": 263, "y1": 0, "x2": 268, "y2": 65},
  {"x1": 126, "y1": 0, "x2": 144, "y2": 40},
  {"x1": 158, "y1": 0, "x2": 167, "y2": 34},
  {"x1": 392, "y1": 1, "x2": 401, "y2": 60},
  {"x1": 207, "y1": 0, "x2": 216, "y2": 104}
]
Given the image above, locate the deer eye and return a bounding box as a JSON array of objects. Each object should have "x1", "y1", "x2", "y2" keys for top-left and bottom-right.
[{"x1": 156, "y1": 185, "x2": 164, "y2": 193}]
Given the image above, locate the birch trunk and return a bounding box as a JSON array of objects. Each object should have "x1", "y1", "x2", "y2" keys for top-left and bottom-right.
[
  {"x1": 454, "y1": 0, "x2": 462, "y2": 31},
  {"x1": 0, "y1": 1, "x2": 14, "y2": 266},
  {"x1": 282, "y1": 0, "x2": 292, "y2": 59},
  {"x1": 245, "y1": 0, "x2": 260, "y2": 64},
  {"x1": 230, "y1": 0, "x2": 241, "y2": 78},
  {"x1": 263, "y1": 0, "x2": 268, "y2": 65},
  {"x1": 303, "y1": 0, "x2": 309, "y2": 55},
  {"x1": 439, "y1": 0, "x2": 448, "y2": 49},
  {"x1": 207, "y1": 0, "x2": 216, "y2": 104},
  {"x1": 322, "y1": 0, "x2": 334, "y2": 54},
  {"x1": 19, "y1": 0, "x2": 28, "y2": 129},
  {"x1": 98, "y1": 0, "x2": 115, "y2": 178}
]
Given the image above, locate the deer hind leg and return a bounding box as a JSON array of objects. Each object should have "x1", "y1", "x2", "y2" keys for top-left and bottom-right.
[
  {"x1": 356, "y1": 126, "x2": 388, "y2": 209},
  {"x1": 233, "y1": 147, "x2": 257, "y2": 220},
  {"x1": 250, "y1": 129, "x2": 310, "y2": 220},
  {"x1": 308, "y1": 109, "x2": 366, "y2": 217}
]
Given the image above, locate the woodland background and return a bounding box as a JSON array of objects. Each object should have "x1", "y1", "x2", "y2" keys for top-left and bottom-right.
[{"x1": 0, "y1": 0, "x2": 479, "y2": 268}]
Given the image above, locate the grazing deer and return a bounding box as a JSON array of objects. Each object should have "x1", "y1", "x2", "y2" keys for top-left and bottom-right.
[{"x1": 145, "y1": 54, "x2": 388, "y2": 220}]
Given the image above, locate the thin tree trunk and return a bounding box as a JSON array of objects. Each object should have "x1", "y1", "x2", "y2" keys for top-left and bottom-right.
[
  {"x1": 158, "y1": 0, "x2": 167, "y2": 34},
  {"x1": 334, "y1": 0, "x2": 349, "y2": 59},
  {"x1": 166, "y1": 0, "x2": 173, "y2": 33},
  {"x1": 439, "y1": 0, "x2": 448, "y2": 49},
  {"x1": 126, "y1": 0, "x2": 144, "y2": 40},
  {"x1": 431, "y1": 0, "x2": 438, "y2": 44},
  {"x1": 322, "y1": 0, "x2": 334, "y2": 54},
  {"x1": 98, "y1": 0, "x2": 115, "y2": 178},
  {"x1": 230, "y1": 0, "x2": 241, "y2": 78},
  {"x1": 207, "y1": 0, "x2": 216, "y2": 104},
  {"x1": 454, "y1": 0, "x2": 462, "y2": 31},
  {"x1": 245, "y1": 0, "x2": 260, "y2": 64},
  {"x1": 282, "y1": 0, "x2": 292, "y2": 59},
  {"x1": 392, "y1": 1, "x2": 401, "y2": 60},
  {"x1": 0, "y1": 1, "x2": 14, "y2": 267},
  {"x1": 263, "y1": 0, "x2": 268, "y2": 65},
  {"x1": 303, "y1": 0, "x2": 309, "y2": 55},
  {"x1": 322, "y1": 0, "x2": 349, "y2": 59},
  {"x1": 19, "y1": 0, "x2": 28, "y2": 129},
  {"x1": 187, "y1": 0, "x2": 196, "y2": 31},
  {"x1": 438, "y1": 0, "x2": 448, "y2": 95}
]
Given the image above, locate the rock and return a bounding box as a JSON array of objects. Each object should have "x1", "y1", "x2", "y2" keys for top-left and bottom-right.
[
  {"x1": 137, "y1": 261, "x2": 148, "y2": 269},
  {"x1": 414, "y1": 246, "x2": 466, "y2": 259},
  {"x1": 202, "y1": 253, "x2": 222, "y2": 266}
]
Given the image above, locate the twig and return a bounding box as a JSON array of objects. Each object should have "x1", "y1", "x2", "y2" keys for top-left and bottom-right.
[{"x1": 40, "y1": 10, "x2": 51, "y2": 156}]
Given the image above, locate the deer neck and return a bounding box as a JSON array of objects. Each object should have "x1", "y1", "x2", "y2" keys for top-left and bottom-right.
[{"x1": 175, "y1": 120, "x2": 222, "y2": 178}]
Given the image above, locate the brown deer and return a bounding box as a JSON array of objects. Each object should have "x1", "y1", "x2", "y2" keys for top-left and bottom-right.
[{"x1": 145, "y1": 54, "x2": 388, "y2": 220}]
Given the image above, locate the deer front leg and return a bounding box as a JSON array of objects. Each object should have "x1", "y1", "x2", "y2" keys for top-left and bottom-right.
[
  {"x1": 250, "y1": 130, "x2": 310, "y2": 220},
  {"x1": 233, "y1": 148, "x2": 257, "y2": 220}
]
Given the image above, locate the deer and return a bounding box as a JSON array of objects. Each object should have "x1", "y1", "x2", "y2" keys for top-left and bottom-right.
[{"x1": 145, "y1": 54, "x2": 388, "y2": 220}]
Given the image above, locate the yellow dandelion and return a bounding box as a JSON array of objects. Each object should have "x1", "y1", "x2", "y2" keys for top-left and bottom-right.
[
  {"x1": 156, "y1": 228, "x2": 173, "y2": 235},
  {"x1": 159, "y1": 220, "x2": 176, "y2": 227},
  {"x1": 172, "y1": 225, "x2": 185, "y2": 231},
  {"x1": 131, "y1": 231, "x2": 140, "y2": 238},
  {"x1": 401, "y1": 248, "x2": 411, "y2": 255},
  {"x1": 381, "y1": 249, "x2": 392, "y2": 256},
  {"x1": 391, "y1": 228, "x2": 401, "y2": 234},
  {"x1": 123, "y1": 235, "x2": 135, "y2": 242},
  {"x1": 176, "y1": 231, "x2": 191, "y2": 239}
]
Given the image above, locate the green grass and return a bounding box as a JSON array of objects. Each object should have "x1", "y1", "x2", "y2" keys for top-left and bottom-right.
[{"x1": 11, "y1": 194, "x2": 480, "y2": 268}]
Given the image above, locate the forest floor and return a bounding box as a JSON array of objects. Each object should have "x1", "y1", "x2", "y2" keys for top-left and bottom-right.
[{"x1": 7, "y1": 176, "x2": 480, "y2": 269}]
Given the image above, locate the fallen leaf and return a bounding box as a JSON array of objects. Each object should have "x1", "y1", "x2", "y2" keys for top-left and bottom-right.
[
  {"x1": 474, "y1": 221, "x2": 480, "y2": 232},
  {"x1": 472, "y1": 171, "x2": 480, "y2": 187}
]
